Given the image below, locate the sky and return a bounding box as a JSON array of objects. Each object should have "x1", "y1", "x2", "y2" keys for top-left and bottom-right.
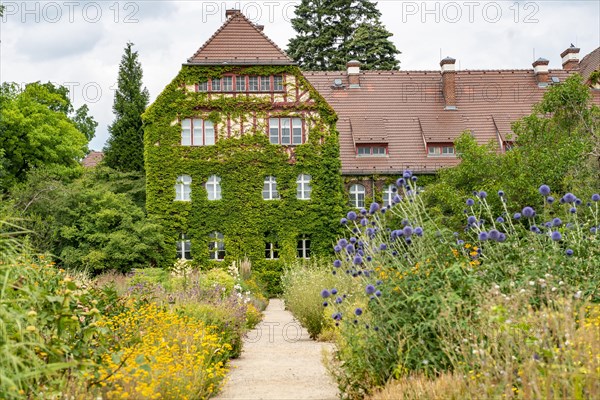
[{"x1": 1, "y1": 0, "x2": 599, "y2": 150}]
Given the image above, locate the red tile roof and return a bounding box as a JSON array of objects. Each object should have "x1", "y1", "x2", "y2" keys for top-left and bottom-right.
[
  {"x1": 578, "y1": 47, "x2": 600, "y2": 82},
  {"x1": 304, "y1": 68, "x2": 600, "y2": 175},
  {"x1": 187, "y1": 11, "x2": 294, "y2": 65},
  {"x1": 82, "y1": 151, "x2": 104, "y2": 168}
]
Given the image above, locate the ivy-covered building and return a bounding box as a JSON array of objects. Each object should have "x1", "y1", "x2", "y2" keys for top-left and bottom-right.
[
  {"x1": 145, "y1": 9, "x2": 600, "y2": 281},
  {"x1": 144, "y1": 10, "x2": 345, "y2": 284}
]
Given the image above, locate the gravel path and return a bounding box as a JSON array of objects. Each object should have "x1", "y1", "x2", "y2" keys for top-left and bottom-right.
[{"x1": 215, "y1": 299, "x2": 339, "y2": 400}]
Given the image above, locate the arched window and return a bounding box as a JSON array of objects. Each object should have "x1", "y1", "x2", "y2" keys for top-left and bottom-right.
[
  {"x1": 349, "y1": 184, "x2": 365, "y2": 208},
  {"x1": 296, "y1": 174, "x2": 312, "y2": 200},
  {"x1": 176, "y1": 233, "x2": 191, "y2": 260},
  {"x1": 206, "y1": 175, "x2": 222, "y2": 200},
  {"x1": 209, "y1": 232, "x2": 225, "y2": 260},
  {"x1": 263, "y1": 176, "x2": 280, "y2": 200},
  {"x1": 382, "y1": 184, "x2": 397, "y2": 207},
  {"x1": 175, "y1": 175, "x2": 192, "y2": 201}
]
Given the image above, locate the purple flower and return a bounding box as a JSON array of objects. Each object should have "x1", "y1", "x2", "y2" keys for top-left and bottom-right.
[
  {"x1": 415, "y1": 227, "x2": 424, "y2": 236},
  {"x1": 522, "y1": 207, "x2": 535, "y2": 218},
  {"x1": 379, "y1": 243, "x2": 387, "y2": 251},
  {"x1": 360, "y1": 218, "x2": 368, "y2": 227},
  {"x1": 354, "y1": 308, "x2": 363, "y2": 316},
  {"x1": 489, "y1": 229, "x2": 500, "y2": 241},
  {"x1": 353, "y1": 255, "x2": 363, "y2": 265},
  {"x1": 369, "y1": 202, "x2": 380, "y2": 214},
  {"x1": 566, "y1": 249, "x2": 574, "y2": 256},
  {"x1": 350, "y1": 237, "x2": 357, "y2": 244},
  {"x1": 514, "y1": 213, "x2": 522, "y2": 220},
  {"x1": 546, "y1": 196, "x2": 555, "y2": 204},
  {"x1": 333, "y1": 260, "x2": 342, "y2": 268},
  {"x1": 530, "y1": 226, "x2": 541, "y2": 234},
  {"x1": 345, "y1": 244, "x2": 355, "y2": 254},
  {"x1": 498, "y1": 233, "x2": 507, "y2": 242},
  {"x1": 552, "y1": 218, "x2": 562, "y2": 227},
  {"x1": 590, "y1": 227, "x2": 597, "y2": 234},
  {"x1": 347, "y1": 211, "x2": 357, "y2": 221},
  {"x1": 570, "y1": 207, "x2": 577, "y2": 214},
  {"x1": 564, "y1": 193, "x2": 576, "y2": 203},
  {"x1": 467, "y1": 216, "x2": 477, "y2": 225},
  {"x1": 575, "y1": 198, "x2": 582, "y2": 206},
  {"x1": 335, "y1": 297, "x2": 343, "y2": 304},
  {"x1": 392, "y1": 194, "x2": 402, "y2": 204},
  {"x1": 338, "y1": 238, "x2": 348, "y2": 247},
  {"x1": 334, "y1": 245, "x2": 342, "y2": 252},
  {"x1": 466, "y1": 198, "x2": 475, "y2": 206},
  {"x1": 539, "y1": 184, "x2": 551, "y2": 196},
  {"x1": 323, "y1": 302, "x2": 328, "y2": 307},
  {"x1": 340, "y1": 218, "x2": 348, "y2": 224},
  {"x1": 403, "y1": 226, "x2": 413, "y2": 237},
  {"x1": 366, "y1": 284, "x2": 376, "y2": 295},
  {"x1": 498, "y1": 190, "x2": 505, "y2": 197},
  {"x1": 411, "y1": 176, "x2": 418, "y2": 182},
  {"x1": 360, "y1": 208, "x2": 367, "y2": 215},
  {"x1": 479, "y1": 232, "x2": 489, "y2": 241},
  {"x1": 403, "y1": 170, "x2": 412, "y2": 179},
  {"x1": 396, "y1": 178, "x2": 405, "y2": 187},
  {"x1": 496, "y1": 217, "x2": 505, "y2": 223},
  {"x1": 551, "y1": 231, "x2": 562, "y2": 241},
  {"x1": 592, "y1": 194, "x2": 600, "y2": 202},
  {"x1": 321, "y1": 289, "x2": 330, "y2": 298},
  {"x1": 479, "y1": 191, "x2": 488, "y2": 199}
]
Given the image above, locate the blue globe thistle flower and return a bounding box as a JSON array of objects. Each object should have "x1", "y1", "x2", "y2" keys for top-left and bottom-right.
[
  {"x1": 544, "y1": 222, "x2": 552, "y2": 228},
  {"x1": 565, "y1": 249, "x2": 574, "y2": 256},
  {"x1": 338, "y1": 238, "x2": 348, "y2": 247},
  {"x1": 546, "y1": 196, "x2": 555, "y2": 204},
  {"x1": 391, "y1": 187, "x2": 398, "y2": 193},
  {"x1": 321, "y1": 289, "x2": 331, "y2": 298},
  {"x1": 522, "y1": 207, "x2": 536, "y2": 218},
  {"x1": 369, "y1": 202, "x2": 380, "y2": 214},
  {"x1": 331, "y1": 288, "x2": 338, "y2": 295},
  {"x1": 530, "y1": 226, "x2": 541, "y2": 234},
  {"x1": 350, "y1": 237, "x2": 357, "y2": 244},
  {"x1": 392, "y1": 250, "x2": 398, "y2": 256},
  {"x1": 575, "y1": 198, "x2": 582, "y2": 206},
  {"x1": 323, "y1": 302, "x2": 328, "y2": 307},
  {"x1": 411, "y1": 176, "x2": 418, "y2": 182},
  {"x1": 498, "y1": 233, "x2": 507, "y2": 242},
  {"x1": 489, "y1": 229, "x2": 500, "y2": 241},
  {"x1": 403, "y1": 226, "x2": 413, "y2": 237},
  {"x1": 345, "y1": 245, "x2": 355, "y2": 254},
  {"x1": 564, "y1": 193, "x2": 576, "y2": 203},
  {"x1": 588, "y1": 202, "x2": 592, "y2": 207},
  {"x1": 405, "y1": 237, "x2": 412, "y2": 245},
  {"x1": 466, "y1": 198, "x2": 475, "y2": 206},
  {"x1": 379, "y1": 243, "x2": 387, "y2": 251},
  {"x1": 340, "y1": 218, "x2": 348, "y2": 225},
  {"x1": 366, "y1": 284, "x2": 376, "y2": 295},
  {"x1": 354, "y1": 308, "x2": 363, "y2": 316},
  {"x1": 376, "y1": 280, "x2": 383, "y2": 285},
  {"x1": 396, "y1": 178, "x2": 405, "y2": 187},
  {"x1": 347, "y1": 211, "x2": 358, "y2": 220},
  {"x1": 352, "y1": 228, "x2": 359, "y2": 234},
  {"x1": 402, "y1": 219, "x2": 409, "y2": 226},
  {"x1": 334, "y1": 245, "x2": 342, "y2": 253},
  {"x1": 479, "y1": 231, "x2": 489, "y2": 241},
  {"x1": 498, "y1": 190, "x2": 505, "y2": 197},
  {"x1": 479, "y1": 191, "x2": 488, "y2": 199},
  {"x1": 551, "y1": 231, "x2": 562, "y2": 241},
  {"x1": 366, "y1": 255, "x2": 372, "y2": 262},
  {"x1": 566, "y1": 223, "x2": 574, "y2": 229},
  {"x1": 467, "y1": 216, "x2": 477, "y2": 225},
  {"x1": 375, "y1": 290, "x2": 382, "y2": 297},
  {"x1": 353, "y1": 255, "x2": 363, "y2": 265},
  {"x1": 335, "y1": 297, "x2": 343, "y2": 304},
  {"x1": 496, "y1": 216, "x2": 505, "y2": 223},
  {"x1": 592, "y1": 194, "x2": 600, "y2": 202},
  {"x1": 415, "y1": 227, "x2": 424, "y2": 236},
  {"x1": 559, "y1": 197, "x2": 566, "y2": 204},
  {"x1": 552, "y1": 218, "x2": 562, "y2": 227},
  {"x1": 458, "y1": 239, "x2": 465, "y2": 245},
  {"x1": 590, "y1": 227, "x2": 597, "y2": 234},
  {"x1": 539, "y1": 184, "x2": 551, "y2": 196},
  {"x1": 570, "y1": 207, "x2": 577, "y2": 214},
  {"x1": 360, "y1": 208, "x2": 367, "y2": 215},
  {"x1": 403, "y1": 170, "x2": 412, "y2": 179},
  {"x1": 392, "y1": 194, "x2": 402, "y2": 204},
  {"x1": 513, "y1": 213, "x2": 521, "y2": 220},
  {"x1": 381, "y1": 208, "x2": 387, "y2": 214}
]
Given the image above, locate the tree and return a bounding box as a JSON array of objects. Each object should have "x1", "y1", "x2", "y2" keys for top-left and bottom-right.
[
  {"x1": 287, "y1": 0, "x2": 400, "y2": 71},
  {"x1": 0, "y1": 82, "x2": 92, "y2": 190},
  {"x1": 103, "y1": 42, "x2": 149, "y2": 172}
]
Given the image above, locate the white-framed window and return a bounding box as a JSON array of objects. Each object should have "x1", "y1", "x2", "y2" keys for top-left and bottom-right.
[
  {"x1": 382, "y1": 184, "x2": 396, "y2": 207},
  {"x1": 428, "y1": 144, "x2": 455, "y2": 156},
  {"x1": 263, "y1": 176, "x2": 280, "y2": 200},
  {"x1": 222, "y1": 76, "x2": 233, "y2": 91},
  {"x1": 296, "y1": 174, "x2": 312, "y2": 200},
  {"x1": 260, "y1": 76, "x2": 271, "y2": 91},
  {"x1": 198, "y1": 81, "x2": 208, "y2": 92},
  {"x1": 206, "y1": 175, "x2": 222, "y2": 200},
  {"x1": 235, "y1": 76, "x2": 246, "y2": 92},
  {"x1": 176, "y1": 234, "x2": 191, "y2": 260},
  {"x1": 349, "y1": 184, "x2": 365, "y2": 208},
  {"x1": 265, "y1": 242, "x2": 279, "y2": 259},
  {"x1": 273, "y1": 75, "x2": 284, "y2": 91},
  {"x1": 357, "y1": 145, "x2": 387, "y2": 157},
  {"x1": 209, "y1": 231, "x2": 225, "y2": 260},
  {"x1": 181, "y1": 118, "x2": 215, "y2": 146},
  {"x1": 269, "y1": 117, "x2": 303, "y2": 145},
  {"x1": 248, "y1": 76, "x2": 259, "y2": 91},
  {"x1": 297, "y1": 235, "x2": 311, "y2": 258},
  {"x1": 211, "y1": 78, "x2": 221, "y2": 91},
  {"x1": 175, "y1": 175, "x2": 192, "y2": 201}
]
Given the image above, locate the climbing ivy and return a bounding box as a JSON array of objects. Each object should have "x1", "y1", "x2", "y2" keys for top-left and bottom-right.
[{"x1": 143, "y1": 65, "x2": 345, "y2": 294}]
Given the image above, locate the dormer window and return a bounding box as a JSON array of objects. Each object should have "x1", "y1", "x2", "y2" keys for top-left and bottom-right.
[
  {"x1": 356, "y1": 145, "x2": 387, "y2": 157},
  {"x1": 428, "y1": 144, "x2": 455, "y2": 157},
  {"x1": 194, "y1": 75, "x2": 285, "y2": 93}
]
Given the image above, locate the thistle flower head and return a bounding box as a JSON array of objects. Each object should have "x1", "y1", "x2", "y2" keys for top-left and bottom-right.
[{"x1": 539, "y1": 184, "x2": 551, "y2": 196}]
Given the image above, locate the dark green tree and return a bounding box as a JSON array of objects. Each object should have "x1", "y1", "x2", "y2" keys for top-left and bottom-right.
[
  {"x1": 287, "y1": 0, "x2": 400, "y2": 71},
  {"x1": 103, "y1": 42, "x2": 149, "y2": 172}
]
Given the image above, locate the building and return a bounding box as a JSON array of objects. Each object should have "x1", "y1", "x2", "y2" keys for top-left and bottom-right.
[
  {"x1": 81, "y1": 151, "x2": 104, "y2": 168},
  {"x1": 145, "y1": 9, "x2": 600, "y2": 280}
]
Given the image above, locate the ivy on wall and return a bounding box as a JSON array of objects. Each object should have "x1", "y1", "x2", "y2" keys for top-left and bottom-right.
[{"x1": 143, "y1": 65, "x2": 345, "y2": 293}]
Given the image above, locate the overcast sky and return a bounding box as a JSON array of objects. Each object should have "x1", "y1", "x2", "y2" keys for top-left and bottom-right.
[{"x1": 1, "y1": 0, "x2": 599, "y2": 150}]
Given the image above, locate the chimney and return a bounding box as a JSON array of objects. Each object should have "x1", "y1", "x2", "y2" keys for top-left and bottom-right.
[
  {"x1": 440, "y1": 57, "x2": 457, "y2": 110},
  {"x1": 560, "y1": 44, "x2": 580, "y2": 71},
  {"x1": 225, "y1": 9, "x2": 240, "y2": 18},
  {"x1": 532, "y1": 58, "x2": 550, "y2": 86},
  {"x1": 347, "y1": 60, "x2": 361, "y2": 88},
  {"x1": 255, "y1": 24, "x2": 264, "y2": 32}
]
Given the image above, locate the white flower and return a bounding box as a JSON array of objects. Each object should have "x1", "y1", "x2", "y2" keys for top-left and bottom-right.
[
  {"x1": 551, "y1": 287, "x2": 557, "y2": 292},
  {"x1": 574, "y1": 290, "x2": 582, "y2": 299},
  {"x1": 528, "y1": 281, "x2": 535, "y2": 286}
]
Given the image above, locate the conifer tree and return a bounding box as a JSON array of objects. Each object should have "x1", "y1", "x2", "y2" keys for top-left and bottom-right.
[
  {"x1": 103, "y1": 42, "x2": 149, "y2": 172},
  {"x1": 287, "y1": 0, "x2": 400, "y2": 71}
]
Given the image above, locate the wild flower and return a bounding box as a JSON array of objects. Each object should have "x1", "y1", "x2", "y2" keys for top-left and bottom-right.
[
  {"x1": 552, "y1": 217, "x2": 562, "y2": 227},
  {"x1": 564, "y1": 193, "x2": 576, "y2": 203},
  {"x1": 355, "y1": 308, "x2": 363, "y2": 316},
  {"x1": 570, "y1": 207, "x2": 577, "y2": 214},
  {"x1": 414, "y1": 227, "x2": 424, "y2": 236},
  {"x1": 479, "y1": 232, "x2": 489, "y2": 241},
  {"x1": 498, "y1": 190, "x2": 505, "y2": 197},
  {"x1": 347, "y1": 211, "x2": 357, "y2": 221},
  {"x1": 496, "y1": 217, "x2": 505, "y2": 223},
  {"x1": 479, "y1": 191, "x2": 488, "y2": 199},
  {"x1": 321, "y1": 289, "x2": 331, "y2": 298},
  {"x1": 522, "y1": 206, "x2": 536, "y2": 218},
  {"x1": 566, "y1": 249, "x2": 574, "y2": 256},
  {"x1": 551, "y1": 231, "x2": 562, "y2": 241},
  {"x1": 539, "y1": 184, "x2": 551, "y2": 196},
  {"x1": 340, "y1": 218, "x2": 348, "y2": 225},
  {"x1": 467, "y1": 216, "x2": 477, "y2": 225},
  {"x1": 592, "y1": 194, "x2": 600, "y2": 202},
  {"x1": 547, "y1": 196, "x2": 555, "y2": 204},
  {"x1": 466, "y1": 198, "x2": 475, "y2": 206},
  {"x1": 333, "y1": 260, "x2": 342, "y2": 268},
  {"x1": 488, "y1": 230, "x2": 500, "y2": 241},
  {"x1": 366, "y1": 284, "x2": 376, "y2": 295},
  {"x1": 514, "y1": 213, "x2": 522, "y2": 220}
]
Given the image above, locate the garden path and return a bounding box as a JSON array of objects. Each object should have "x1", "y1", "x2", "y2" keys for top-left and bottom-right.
[{"x1": 216, "y1": 299, "x2": 339, "y2": 400}]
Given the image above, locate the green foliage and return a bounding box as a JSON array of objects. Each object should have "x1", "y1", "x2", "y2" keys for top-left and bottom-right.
[
  {"x1": 103, "y1": 42, "x2": 149, "y2": 173},
  {"x1": 287, "y1": 0, "x2": 400, "y2": 70},
  {"x1": 144, "y1": 64, "x2": 345, "y2": 294},
  {"x1": 0, "y1": 82, "x2": 93, "y2": 190}
]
